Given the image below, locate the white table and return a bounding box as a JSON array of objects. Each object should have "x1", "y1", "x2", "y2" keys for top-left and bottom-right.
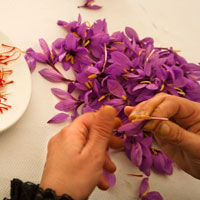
[{"x1": 1, "y1": 0, "x2": 200, "y2": 199}]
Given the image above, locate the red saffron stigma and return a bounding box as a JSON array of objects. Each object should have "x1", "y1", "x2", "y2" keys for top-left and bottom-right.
[{"x1": 127, "y1": 173, "x2": 144, "y2": 177}]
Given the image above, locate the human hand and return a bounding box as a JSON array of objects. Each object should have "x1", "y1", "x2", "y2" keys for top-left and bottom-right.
[
  {"x1": 125, "y1": 93, "x2": 200, "y2": 179},
  {"x1": 40, "y1": 106, "x2": 123, "y2": 200}
]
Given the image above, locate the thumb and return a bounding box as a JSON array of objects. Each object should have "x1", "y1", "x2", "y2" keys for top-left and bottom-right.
[
  {"x1": 154, "y1": 121, "x2": 200, "y2": 152},
  {"x1": 85, "y1": 105, "x2": 117, "y2": 153}
]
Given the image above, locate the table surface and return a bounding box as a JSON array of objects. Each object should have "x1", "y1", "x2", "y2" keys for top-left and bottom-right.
[{"x1": 1, "y1": 0, "x2": 200, "y2": 199}]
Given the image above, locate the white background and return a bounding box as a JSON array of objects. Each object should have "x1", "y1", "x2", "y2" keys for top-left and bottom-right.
[{"x1": 0, "y1": 0, "x2": 200, "y2": 199}]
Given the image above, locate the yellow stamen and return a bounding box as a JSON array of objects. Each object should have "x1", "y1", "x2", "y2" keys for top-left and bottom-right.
[
  {"x1": 174, "y1": 87, "x2": 185, "y2": 96},
  {"x1": 122, "y1": 76, "x2": 129, "y2": 80},
  {"x1": 130, "y1": 68, "x2": 134, "y2": 72},
  {"x1": 98, "y1": 95, "x2": 106, "y2": 102},
  {"x1": 50, "y1": 52, "x2": 54, "y2": 60},
  {"x1": 160, "y1": 84, "x2": 165, "y2": 91},
  {"x1": 72, "y1": 32, "x2": 79, "y2": 37},
  {"x1": 84, "y1": 32, "x2": 87, "y2": 38},
  {"x1": 123, "y1": 68, "x2": 129, "y2": 73},
  {"x1": 84, "y1": 40, "x2": 90, "y2": 47},
  {"x1": 140, "y1": 81, "x2": 151, "y2": 84},
  {"x1": 139, "y1": 49, "x2": 146, "y2": 56},
  {"x1": 107, "y1": 96, "x2": 111, "y2": 100},
  {"x1": 151, "y1": 148, "x2": 158, "y2": 155},
  {"x1": 88, "y1": 74, "x2": 97, "y2": 79},
  {"x1": 85, "y1": 81, "x2": 92, "y2": 89},
  {"x1": 122, "y1": 95, "x2": 127, "y2": 100},
  {"x1": 173, "y1": 49, "x2": 181, "y2": 53},
  {"x1": 86, "y1": 21, "x2": 91, "y2": 27},
  {"x1": 88, "y1": 0, "x2": 95, "y2": 5},
  {"x1": 88, "y1": 80, "x2": 93, "y2": 88},
  {"x1": 70, "y1": 56, "x2": 74, "y2": 64},
  {"x1": 65, "y1": 54, "x2": 71, "y2": 62},
  {"x1": 113, "y1": 41, "x2": 124, "y2": 45}
]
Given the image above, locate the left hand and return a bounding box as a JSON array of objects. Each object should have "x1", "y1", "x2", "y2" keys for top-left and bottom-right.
[{"x1": 40, "y1": 106, "x2": 123, "y2": 200}]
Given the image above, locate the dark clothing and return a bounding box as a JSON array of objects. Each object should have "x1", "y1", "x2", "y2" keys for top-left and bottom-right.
[{"x1": 4, "y1": 179, "x2": 74, "y2": 200}]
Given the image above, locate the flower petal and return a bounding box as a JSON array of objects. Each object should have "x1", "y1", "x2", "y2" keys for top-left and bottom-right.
[
  {"x1": 131, "y1": 142, "x2": 143, "y2": 167},
  {"x1": 24, "y1": 48, "x2": 36, "y2": 72},
  {"x1": 51, "y1": 88, "x2": 76, "y2": 100},
  {"x1": 47, "y1": 113, "x2": 69, "y2": 123},
  {"x1": 103, "y1": 170, "x2": 116, "y2": 187},
  {"x1": 55, "y1": 100, "x2": 78, "y2": 112},
  {"x1": 107, "y1": 79, "x2": 127, "y2": 99},
  {"x1": 144, "y1": 191, "x2": 163, "y2": 200},
  {"x1": 139, "y1": 178, "x2": 149, "y2": 197},
  {"x1": 39, "y1": 68, "x2": 66, "y2": 82}
]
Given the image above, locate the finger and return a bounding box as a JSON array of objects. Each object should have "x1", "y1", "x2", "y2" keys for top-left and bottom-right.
[
  {"x1": 124, "y1": 106, "x2": 135, "y2": 116},
  {"x1": 128, "y1": 100, "x2": 149, "y2": 120},
  {"x1": 59, "y1": 112, "x2": 95, "y2": 152},
  {"x1": 130, "y1": 93, "x2": 200, "y2": 128},
  {"x1": 114, "y1": 117, "x2": 122, "y2": 129},
  {"x1": 97, "y1": 174, "x2": 109, "y2": 190},
  {"x1": 84, "y1": 106, "x2": 117, "y2": 154},
  {"x1": 151, "y1": 120, "x2": 200, "y2": 154},
  {"x1": 109, "y1": 135, "x2": 124, "y2": 149},
  {"x1": 103, "y1": 154, "x2": 116, "y2": 173}
]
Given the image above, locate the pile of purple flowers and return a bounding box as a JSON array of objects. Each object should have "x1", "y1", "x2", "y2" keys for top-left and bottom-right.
[{"x1": 25, "y1": 15, "x2": 200, "y2": 199}]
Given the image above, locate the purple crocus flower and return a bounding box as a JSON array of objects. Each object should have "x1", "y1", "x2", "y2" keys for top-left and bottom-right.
[
  {"x1": 52, "y1": 88, "x2": 82, "y2": 112},
  {"x1": 139, "y1": 178, "x2": 163, "y2": 200},
  {"x1": 78, "y1": 0, "x2": 102, "y2": 10},
  {"x1": 151, "y1": 149, "x2": 173, "y2": 175},
  {"x1": 55, "y1": 33, "x2": 92, "y2": 71}
]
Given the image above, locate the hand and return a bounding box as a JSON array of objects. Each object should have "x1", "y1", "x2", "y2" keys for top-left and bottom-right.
[
  {"x1": 125, "y1": 93, "x2": 200, "y2": 179},
  {"x1": 40, "y1": 106, "x2": 123, "y2": 200}
]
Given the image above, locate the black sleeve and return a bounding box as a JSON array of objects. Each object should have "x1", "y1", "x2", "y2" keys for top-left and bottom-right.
[{"x1": 4, "y1": 179, "x2": 74, "y2": 200}]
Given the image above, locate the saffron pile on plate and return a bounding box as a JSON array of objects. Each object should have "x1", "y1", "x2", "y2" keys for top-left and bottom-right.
[
  {"x1": 0, "y1": 44, "x2": 22, "y2": 113},
  {"x1": 25, "y1": 15, "x2": 200, "y2": 199}
]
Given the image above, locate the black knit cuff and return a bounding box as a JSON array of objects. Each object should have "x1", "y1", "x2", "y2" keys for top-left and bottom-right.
[{"x1": 4, "y1": 179, "x2": 74, "y2": 200}]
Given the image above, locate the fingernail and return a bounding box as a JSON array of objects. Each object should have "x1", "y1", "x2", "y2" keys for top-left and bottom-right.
[
  {"x1": 129, "y1": 110, "x2": 147, "y2": 120},
  {"x1": 157, "y1": 123, "x2": 170, "y2": 138},
  {"x1": 100, "y1": 105, "x2": 117, "y2": 120}
]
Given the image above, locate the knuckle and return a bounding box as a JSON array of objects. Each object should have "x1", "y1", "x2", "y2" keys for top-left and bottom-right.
[
  {"x1": 173, "y1": 127, "x2": 186, "y2": 145},
  {"x1": 93, "y1": 122, "x2": 112, "y2": 139}
]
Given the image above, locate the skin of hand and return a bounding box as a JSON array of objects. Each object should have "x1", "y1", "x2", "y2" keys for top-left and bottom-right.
[
  {"x1": 124, "y1": 93, "x2": 200, "y2": 179},
  {"x1": 40, "y1": 105, "x2": 124, "y2": 200}
]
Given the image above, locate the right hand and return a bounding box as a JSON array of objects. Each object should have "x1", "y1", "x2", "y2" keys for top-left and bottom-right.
[{"x1": 125, "y1": 93, "x2": 200, "y2": 179}]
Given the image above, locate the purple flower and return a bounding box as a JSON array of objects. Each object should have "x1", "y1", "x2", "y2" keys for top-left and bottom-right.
[
  {"x1": 151, "y1": 149, "x2": 173, "y2": 175},
  {"x1": 52, "y1": 88, "x2": 82, "y2": 112},
  {"x1": 56, "y1": 33, "x2": 92, "y2": 71},
  {"x1": 139, "y1": 178, "x2": 163, "y2": 200},
  {"x1": 78, "y1": 0, "x2": 102, "y2": 10},
  {"x1": 28, "y1": 39, "x2": 57, "y2": 65}
]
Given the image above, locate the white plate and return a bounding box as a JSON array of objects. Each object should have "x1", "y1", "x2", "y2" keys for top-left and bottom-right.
[{"x1": 0, "y1": 32, "x2": 31, "y2": 133}]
